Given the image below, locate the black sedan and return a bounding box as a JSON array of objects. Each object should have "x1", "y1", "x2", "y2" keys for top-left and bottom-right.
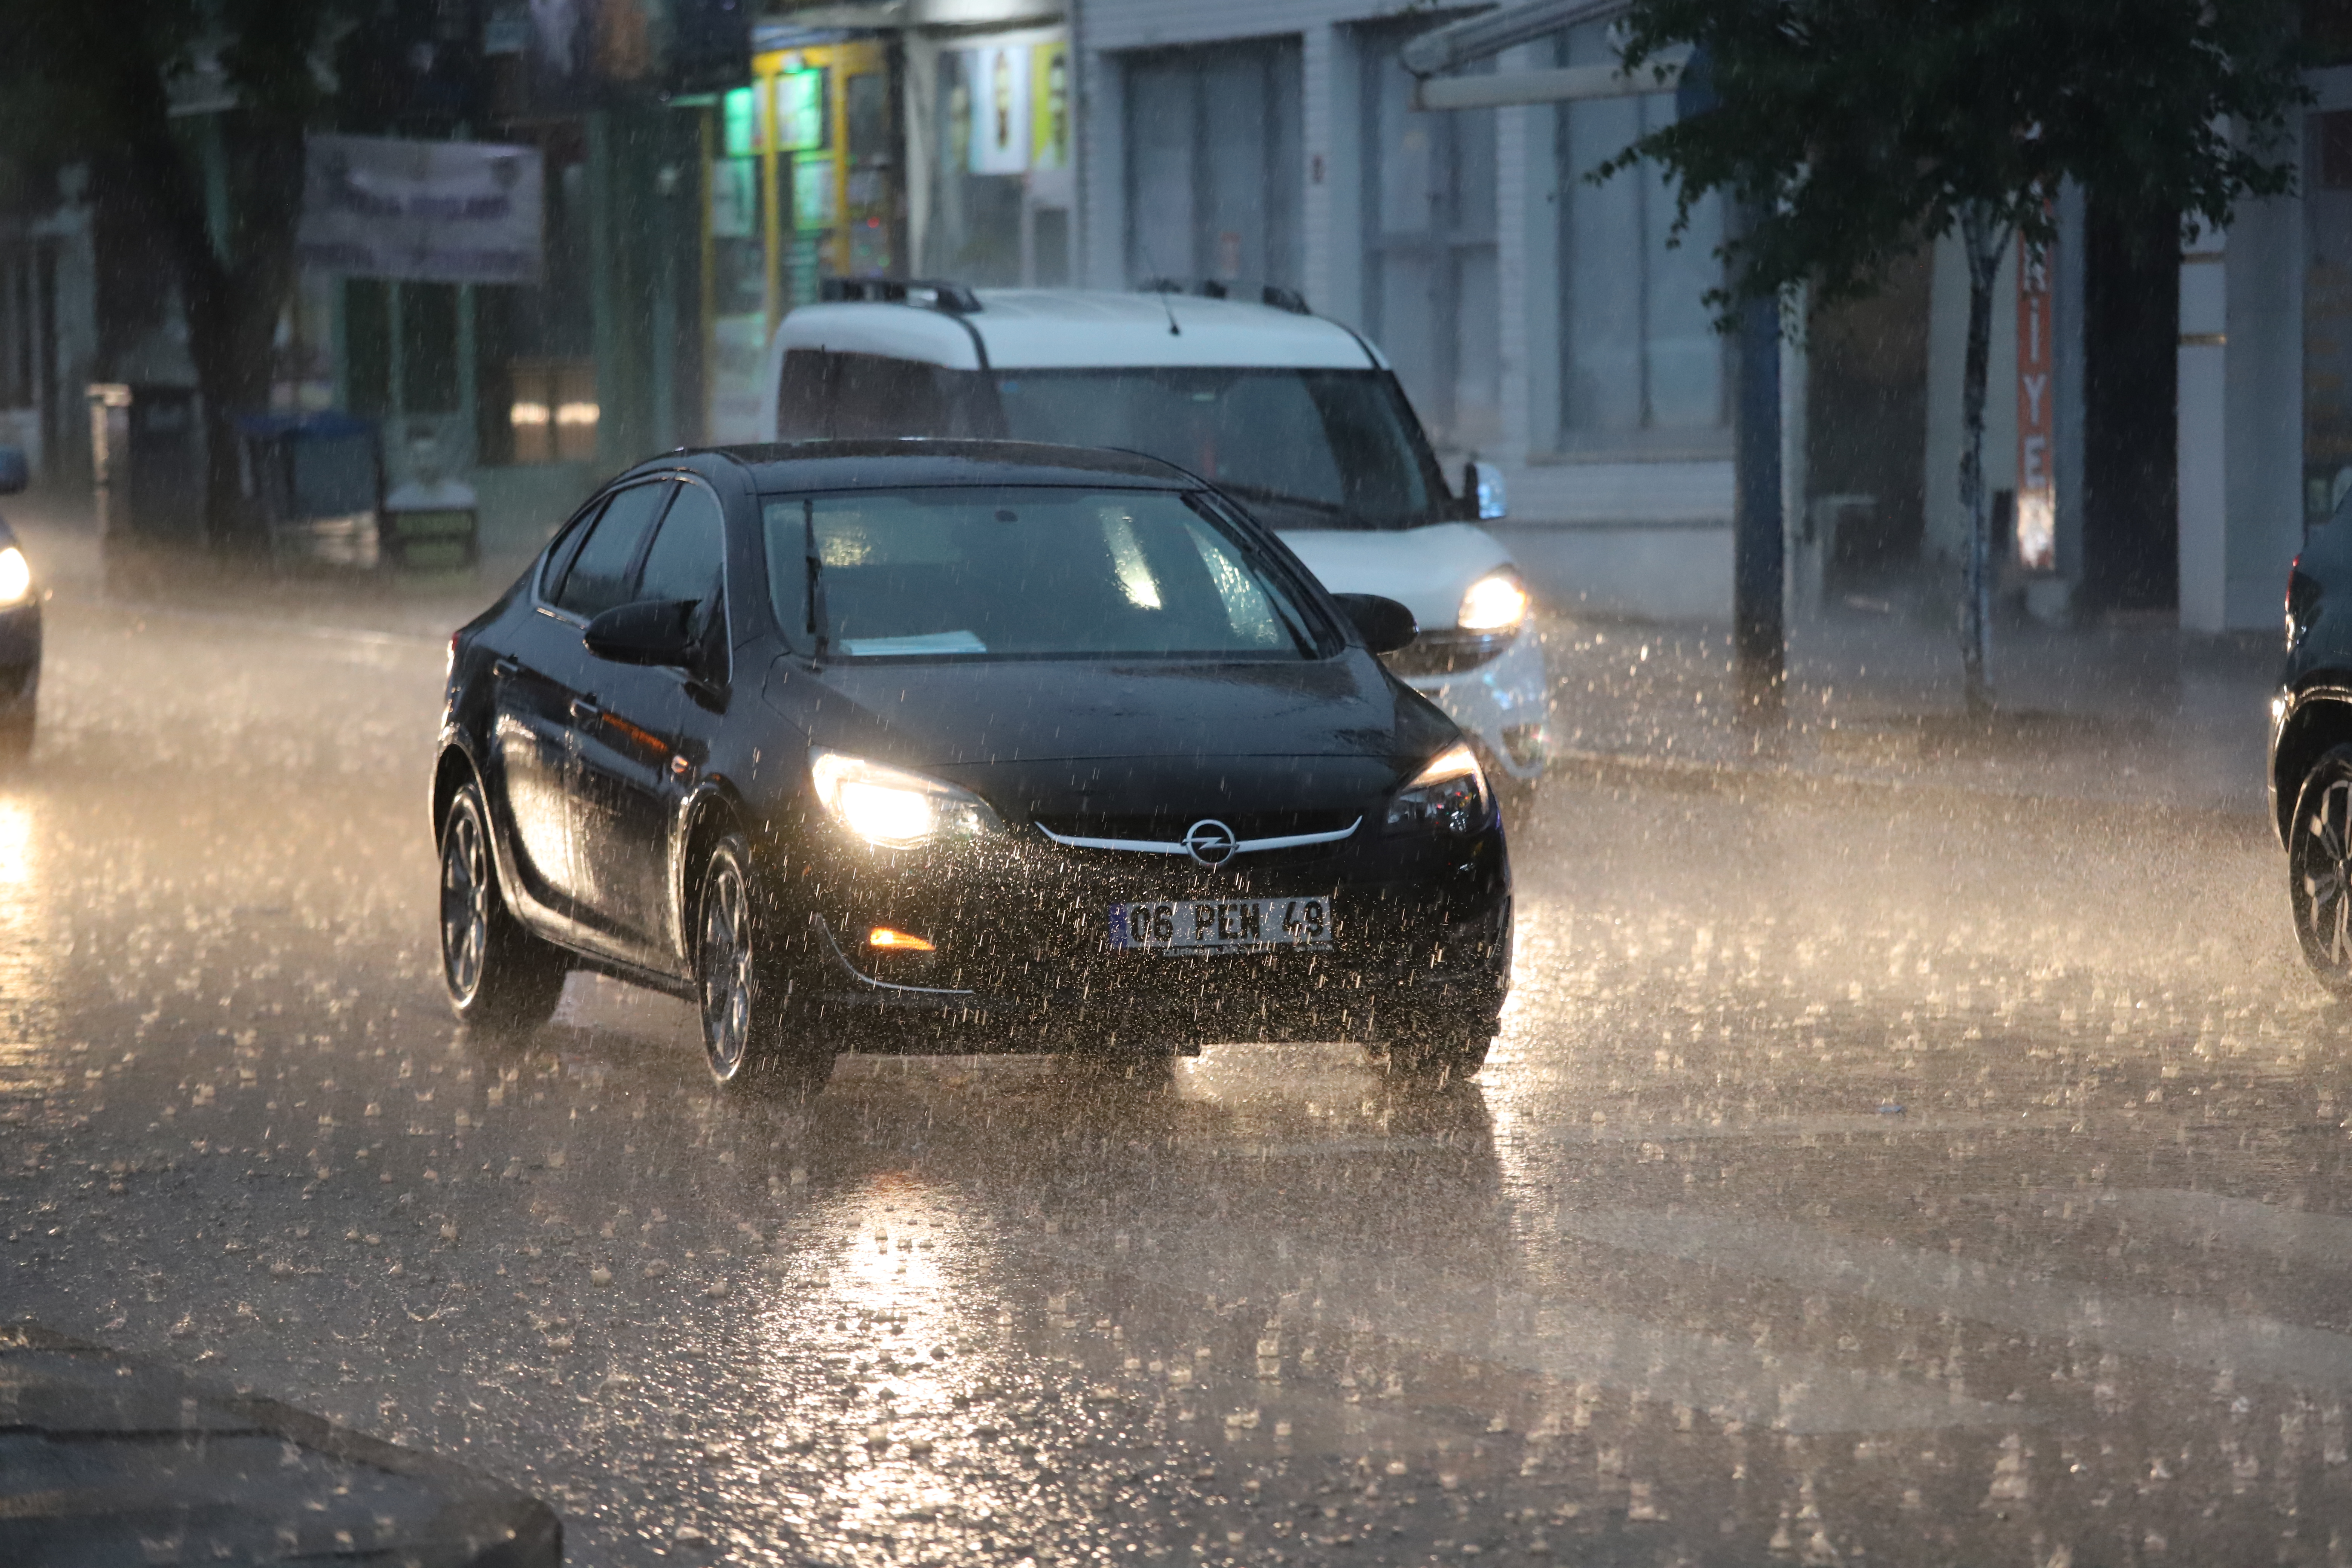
[{"x1": 432, "y1": 441, "x2": 1511, "y2": 1094}]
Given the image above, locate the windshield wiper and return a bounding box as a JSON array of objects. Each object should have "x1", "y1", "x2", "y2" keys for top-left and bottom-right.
[{"x1": 802, "y1": 498, "x2": 829, "y2": 657}]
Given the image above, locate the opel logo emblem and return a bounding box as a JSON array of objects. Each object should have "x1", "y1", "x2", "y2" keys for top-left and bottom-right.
[{"x1": 1183, "y1": 818, "x2": 1238, "y2": 867}]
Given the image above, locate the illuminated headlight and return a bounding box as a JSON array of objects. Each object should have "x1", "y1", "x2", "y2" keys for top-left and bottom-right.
[
  {"x1": 0, "y1": 547, "x2": 31, "y2": 606},
  {"x1": 809, "y1": 747, "x2": 1000, "y2": 848},
  {"x1": 1457, "y1": 571, "x2": 1527, "y2": 632},
  {"x1": 1385, "y1": 742, "x2": 1491, "y2": 836}
]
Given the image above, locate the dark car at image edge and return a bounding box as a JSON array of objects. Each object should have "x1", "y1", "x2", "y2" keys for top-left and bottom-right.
[{"x1": 432, "y1": 440, "x2": 1511, "y2": 1095}]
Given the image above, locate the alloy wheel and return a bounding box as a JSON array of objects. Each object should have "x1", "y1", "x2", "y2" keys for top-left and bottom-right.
[
  {"x1": 701, "y1": 858, "x2": 755, "y2": 1078},
  {"x1": 440, "y1": 806, "x2": 489, "y2": 1003},
  {"x1": 2300, "y1": 774, "x2": 2352, "y2": 975}
]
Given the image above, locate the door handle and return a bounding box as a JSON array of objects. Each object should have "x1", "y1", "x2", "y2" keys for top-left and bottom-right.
[
  {"x1": 492, "y1": 655, "x2": 522, "y2": 678},
  {"x1": 570, "y1": 697, "x2": 602, "y2": 723}
]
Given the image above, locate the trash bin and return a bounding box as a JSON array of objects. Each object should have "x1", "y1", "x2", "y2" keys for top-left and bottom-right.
[
  {"x1": 234, "y1": 411, "x2": 384, "y2": 570},
  {"x1": 89, "y1": 383, "x2": 206, "y2": 551}
]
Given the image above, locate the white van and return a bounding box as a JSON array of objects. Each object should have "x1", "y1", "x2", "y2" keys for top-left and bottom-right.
[{"x1": 758, "y1": 282, "x2": 1551, "y2": 793}]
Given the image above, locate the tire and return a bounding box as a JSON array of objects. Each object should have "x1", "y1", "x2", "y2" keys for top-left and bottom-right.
[
  {"x1": 696, "y1": 833, "x2": 834, "y2": 1098},
  {"x1": 2291, "y1": 744, "x2": 2352, "y2": 997},
  {"x1": 0, "y1": 707, "x2": 33, "y2": 768},
  {"x1": 439, "y1": 781, "x2": 567, "y2": 1033},
  {"x1": 1364, "y1": 1027, "x2": 1493, "y2": 1088}
]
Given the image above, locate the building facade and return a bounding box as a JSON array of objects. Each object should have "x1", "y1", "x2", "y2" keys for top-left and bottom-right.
[{"x1": 1073, "y1": 0, "x2": 1736, "y2": 619}]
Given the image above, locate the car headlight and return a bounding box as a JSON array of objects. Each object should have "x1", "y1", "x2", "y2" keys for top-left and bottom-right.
[
  {"x1": 809, "y1": 748, "x2": 1000, "y2": 848},
  {"x1": 0, "y1": 547, "x2": 31, "y2": 607},
  {"x1": 1457, "y1": 570, "x2": 1527, "y2": 632},
  {"x1": 1385, "y1": 742, "x2": 1491, "y2": 836}
]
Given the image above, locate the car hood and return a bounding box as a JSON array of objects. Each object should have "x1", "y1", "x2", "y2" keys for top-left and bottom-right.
[
  {"x1": 1274, "y1": 523, "x2": 1511, "y2": 633},
  {"x1": 764, "y1": 651, "x2": 1458, "y2": 821}
]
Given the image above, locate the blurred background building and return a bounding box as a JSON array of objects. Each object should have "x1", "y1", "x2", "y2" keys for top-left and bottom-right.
[{"x1": 0, "y1": 0, "x2": 2348, "y2": 635}]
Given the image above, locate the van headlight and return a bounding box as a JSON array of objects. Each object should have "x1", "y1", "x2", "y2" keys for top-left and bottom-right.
[
  {"x1": 0, "y1": 547, "x2": 31, "y2": 607},
  {"x1": 1457, "y1": 571, "x2": 1527, "y2": 632},
  {"x1": 1385, "y1": 742, "x2": 1491, "y2": 836},
  {"x1": 809, "y1": 748, "x2": 1000, "y2": 848}
]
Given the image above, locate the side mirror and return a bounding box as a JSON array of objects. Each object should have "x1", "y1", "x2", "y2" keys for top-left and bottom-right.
[
  {"x1": 1465, "y1": 460, "x2": 1506, "y2": 522},
  {"x1": 0, "y1": 449, "x2": 26, "y2": 497},
  {"x1": 584, "y1": 597, "x2": 703, "y2": 667},
  {"x1": 1334, "y1": 592, "x2": 1418, "y2": 656}
]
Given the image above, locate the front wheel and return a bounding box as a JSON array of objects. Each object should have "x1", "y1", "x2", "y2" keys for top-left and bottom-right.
[
  {"x1": 697, "y1": 833, "x2": 834, "y2": 1098},
  {"x1": 439, "y1": 781, "x2": 567, "y2": 1033},
  {"x1": 2290, "y1": 744, "x2": 2352, "y2": 997}
]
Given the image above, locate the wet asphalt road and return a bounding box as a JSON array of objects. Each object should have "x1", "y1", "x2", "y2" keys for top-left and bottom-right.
[{"x1": 8, "y1": 588, "x2": 2352, "y2": 1567}]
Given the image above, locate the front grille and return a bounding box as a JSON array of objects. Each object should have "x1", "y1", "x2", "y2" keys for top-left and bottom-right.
[
  {"x1": 1382, "y1": 626, "x2": 1517, "y2": 678},
  {"x1": 1029, "y1": 811, "x2": 1361, "y2": 849}
]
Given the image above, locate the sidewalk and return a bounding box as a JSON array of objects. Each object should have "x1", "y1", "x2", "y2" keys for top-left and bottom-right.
[
  {"x1": 0, "y1": 1322, "x2": 558, "y2": 1567},
  {"x1": 1, "y1": 492, "x2": 534, "y2": 645},
  {"x1": 1539, "y1": 596, "x2": 2280, "y2": 821}
]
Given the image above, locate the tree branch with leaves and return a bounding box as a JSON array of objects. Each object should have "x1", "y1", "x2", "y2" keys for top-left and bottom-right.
[
  {"x1": 1602, "y1": 0, "x2": 2306, "y2": 709},
  {"x1": 0, "y1": 0, "x2": 347, "y2": 548}
]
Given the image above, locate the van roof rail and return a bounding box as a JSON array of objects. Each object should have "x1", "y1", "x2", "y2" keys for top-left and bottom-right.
[
  {"x1": 1134, "y1": 279, "x2": 1312, "y2": 314},
  {"x1": 819, "y1": 277, "x2": 983, "y2": 314}
]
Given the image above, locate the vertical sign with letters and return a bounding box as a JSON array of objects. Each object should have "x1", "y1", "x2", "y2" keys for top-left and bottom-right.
[{"x1": 2015, "y1": 231, "x2": 2057, "y2": 572}]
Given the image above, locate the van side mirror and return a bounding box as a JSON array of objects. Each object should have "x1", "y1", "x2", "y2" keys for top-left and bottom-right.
[
  {"x1": 1334, "y1": 593, "x2": 1418, "y2": 656},
  {"x1": 584, "y1": 597, "x2": 704, "y2": 667},
  {"x1": 0, "y1": 449, "x2": 26, "y2": 496},
  {"x1": 1465, "y1": 460, "x2": 1506, "y2": 521}
]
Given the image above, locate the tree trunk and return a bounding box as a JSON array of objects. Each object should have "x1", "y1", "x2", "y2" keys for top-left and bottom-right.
[
  {"x1": 1956, "y1": 203, "x2": 2010, "y2": 715},
  {"x1": 106, "y1": 31, "x2": 309, "y2": 557},
  {"x1": 181, "y1": 115, "x2": 306, "y2": 553}
]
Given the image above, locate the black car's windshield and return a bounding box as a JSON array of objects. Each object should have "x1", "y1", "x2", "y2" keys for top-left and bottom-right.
[
  {"x1": 762, "y1": 486, "x2": 1329, "y2": 660},
  {"x1": 989, "y1": 369, "x2": 1439, "y2": 529}
]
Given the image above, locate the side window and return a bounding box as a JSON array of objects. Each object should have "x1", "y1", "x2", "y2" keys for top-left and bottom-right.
[
  {"x1": 539, "y1": 498, "x2": 609, "y2": 599},
  {"x1": 777, "y1": 349, "x2": 832, "y2": 439},
  {"x1": 636, "y1": 484, "x2": 725, "y2": 607},
  {"x1": 552, "y1": 482, "x2": 672, "y2": 619},
  {"x1": 833, "y1": 352, "x2": 947, "y2": 438}
]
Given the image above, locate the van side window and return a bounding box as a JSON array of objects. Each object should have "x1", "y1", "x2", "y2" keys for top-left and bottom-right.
[
  {"x1": 833, "y1": 353, "x2": 949, "y2": 438},
  {"x1": 774, "y1": 348, "x2": 1007, "y2": 441},
  {"x1": 777, "y1": 350, "x2": 831, "y2": 439}
]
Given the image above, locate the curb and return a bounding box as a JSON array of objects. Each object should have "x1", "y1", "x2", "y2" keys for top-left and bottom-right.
[
  {"x1": 0, "y1": 1321, "x2": 561, "y2": 1568},
  {"x1": 1545, "y1": 744, "x2": 2271, "y2": 834}
]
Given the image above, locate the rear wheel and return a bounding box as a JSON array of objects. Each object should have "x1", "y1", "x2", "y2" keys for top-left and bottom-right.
[
  {"x1": 697, "y1": 833, "x2": 834, "y2": 1098},
  {"x1": 1364, "y1": 1027, "x2": 1493, "y2": 1088},
  {"x1": 439, "y1": 782, "x2": 567, "y2": 1033},
  {"x1": 2290, "y1": 744, "x2": 2352, "y2": 997}
]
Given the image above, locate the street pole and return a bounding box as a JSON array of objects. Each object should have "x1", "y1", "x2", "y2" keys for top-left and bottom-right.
[{"x1": 1732, "y1": 273, "x2": 1785, "y2": 721}]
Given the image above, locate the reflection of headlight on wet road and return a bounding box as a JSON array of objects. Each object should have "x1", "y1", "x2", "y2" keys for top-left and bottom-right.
[
  {"x1": 0, "y1": 547, "x2": 32, "y2": 606},
  {"x1": 0, "y1": 798, "x2": 32, "y2": 885},
  {"x1": 1457, "y1": 571, "x2": 1527, "y2": 631}
]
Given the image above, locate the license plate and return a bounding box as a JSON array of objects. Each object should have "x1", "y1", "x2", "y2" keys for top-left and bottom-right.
[{"x1": 1109, "y1": 897, "x2": 1334, "y2": 953}]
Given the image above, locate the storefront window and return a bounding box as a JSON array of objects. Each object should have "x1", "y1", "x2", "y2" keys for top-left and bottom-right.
[{"x1": 1554, "y1": 21, "x2": 1724, "y2": 454}]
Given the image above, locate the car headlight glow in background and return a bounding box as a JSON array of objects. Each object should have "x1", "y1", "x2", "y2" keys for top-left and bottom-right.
[
  {"x1": 809, "y1": 748, "x2": 1000, "y2": 848},
  {"x1": 1457, "y1": 571, "x2": 1528, "y2": 632},
  {"x1": 0, "y1": 547, "x2": 32, "y2": 607}
]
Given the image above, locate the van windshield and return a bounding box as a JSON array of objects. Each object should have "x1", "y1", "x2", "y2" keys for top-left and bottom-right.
[{"x1": 990, "y1": 368, "x2": 1442, "y2": 530}]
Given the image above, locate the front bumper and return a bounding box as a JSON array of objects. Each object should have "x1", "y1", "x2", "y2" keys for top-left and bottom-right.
[
  {"x1": 775, "y1": 819, "x2": 1511, "y2": 1052},
  {"x1": 1398, "y1": 628, "x2": 1550, "y2": 781}
]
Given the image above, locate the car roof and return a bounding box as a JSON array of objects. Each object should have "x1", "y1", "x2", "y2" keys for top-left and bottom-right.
[
  {"x1": 773, "y1": 289, "x2": 1385, "y2": 373},
  {"x1": 678, "y1": 438, "x2": 1203, "y2": 493}
]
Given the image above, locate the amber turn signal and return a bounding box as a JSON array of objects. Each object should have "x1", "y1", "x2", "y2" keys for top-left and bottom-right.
[{"x1": 867, "y1": 926, "x2": 935, "y2": 952}]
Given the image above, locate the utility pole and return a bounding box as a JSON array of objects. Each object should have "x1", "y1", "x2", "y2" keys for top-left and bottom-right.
[
  {"x1": 1731, "y1": 256, "x2": 1785, "y2": 720},
  {"x1": 1680, "y1": 49, "x2": 1783, "y2": 721}
]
